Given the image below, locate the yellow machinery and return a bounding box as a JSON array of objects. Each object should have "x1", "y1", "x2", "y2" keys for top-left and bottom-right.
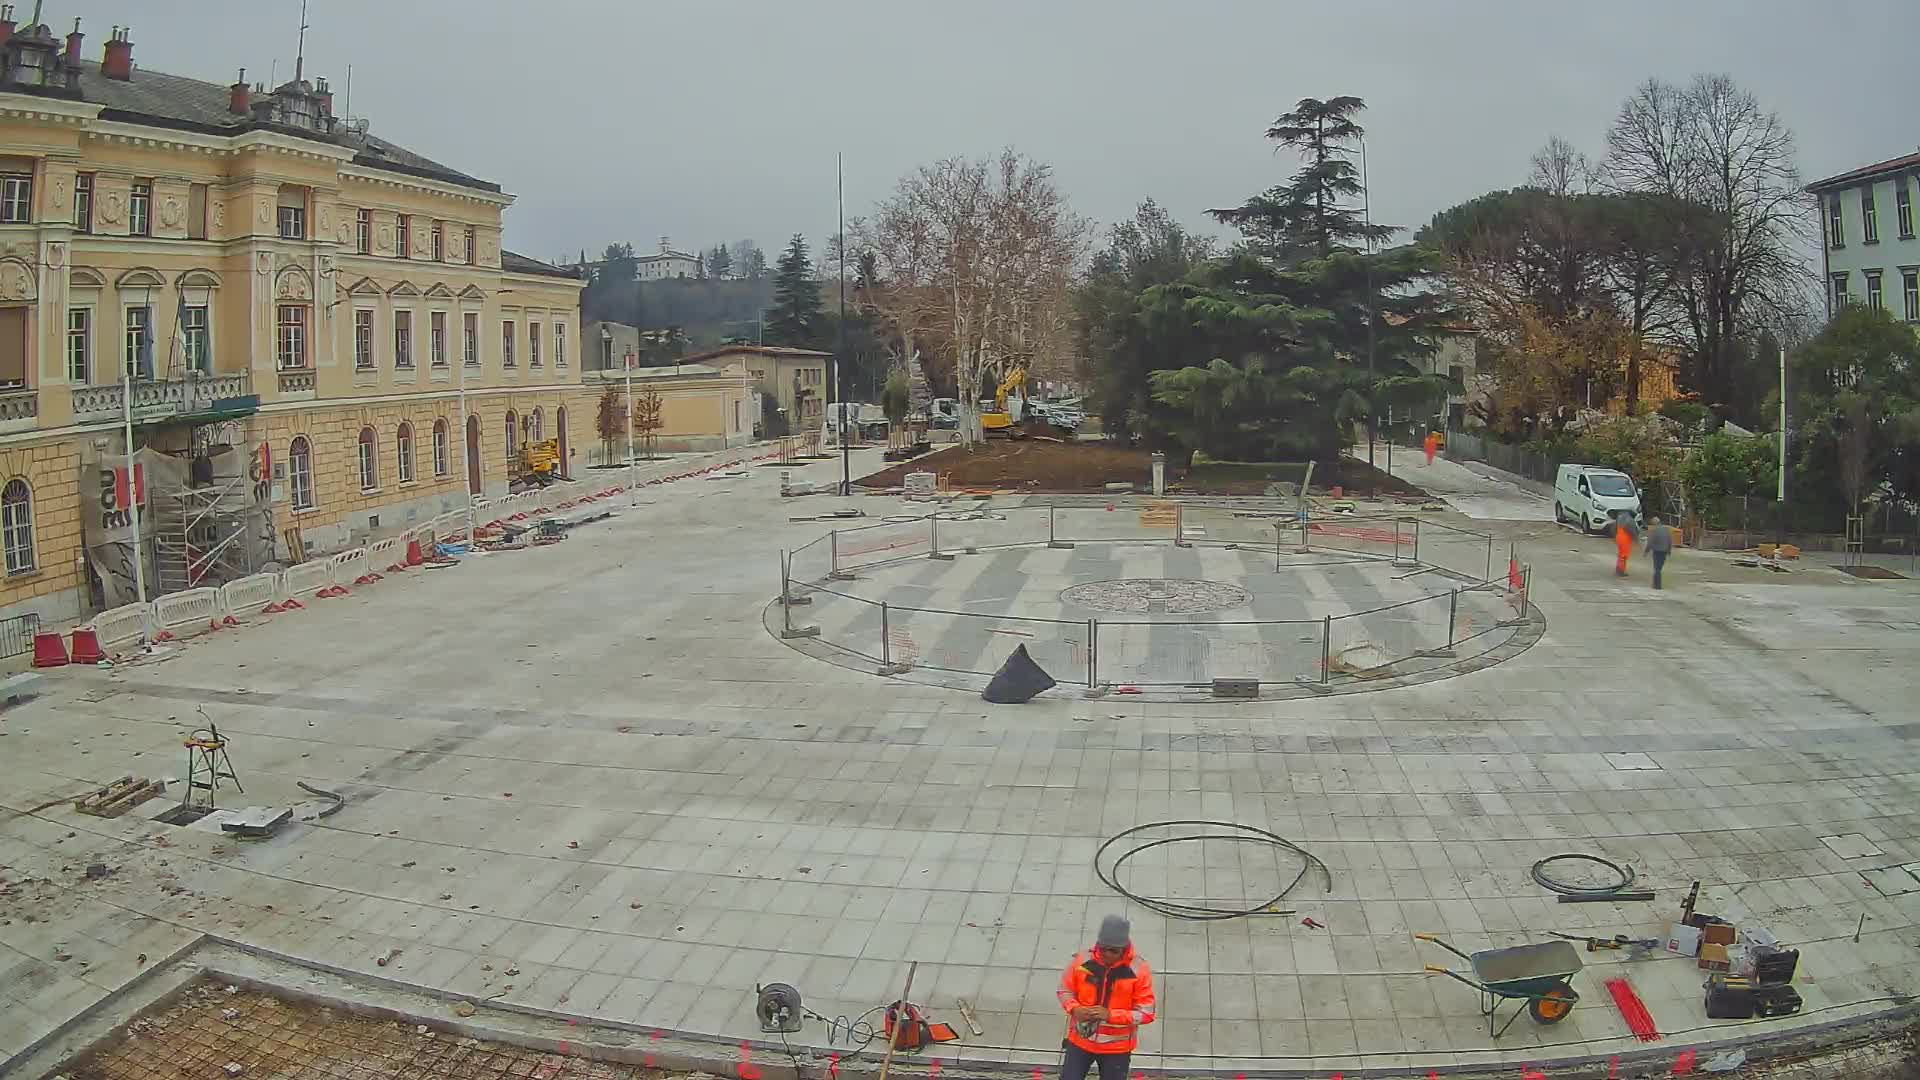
[
  {"x1": 518, "y1": 438, "x2": 561, "y2": 482},
  {"x1": 979, "y1": 366, "x2": 1028, "y2": 436}
]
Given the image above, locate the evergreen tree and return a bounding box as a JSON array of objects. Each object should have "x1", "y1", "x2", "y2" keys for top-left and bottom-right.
[
  {"x1": 1209, "y1": 96, "x2": 1392, "y2": 262},
  {"x1": 706, "y1": 243, "x2": 734, "y2": 280},
  {"x1": 765, "y1": 233, "x2": 823, "y2": 346}
]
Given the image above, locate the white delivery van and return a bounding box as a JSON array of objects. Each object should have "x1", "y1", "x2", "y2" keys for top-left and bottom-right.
[{"x1": 1553, "y1": 464, "x2": 1643, "y2": 533}]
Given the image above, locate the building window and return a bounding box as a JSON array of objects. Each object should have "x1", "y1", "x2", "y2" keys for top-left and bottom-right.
[
  {"x1": 66, "y1": 308, "x2": 89, "y2": 384},
  {"x1": 430, "y1": 311, "x2": 447, "y2": 367},
  {"x1": 356, "y1": 208, "x2": 371, "y2": 254},
  {"x1": 276, "y1": 305, "x2": 307, "y2": 369},
  {"x1": 187, "y1": 183, "x2": 207, "y2": 239},
  {"x1": 462, "y1": 312, "x2": 478, "y2": 365},
  {"x1": 464, "y1": 225, "x2": 475, "y2": 263},
  {"x1": 181, "y1": 304, "x2": 209, "y2": 372},
  {"x1": 73, "y1": 173, "x2": 92, "y2": 233},
  {"x1": 289, "y1": 436, "x2": 314, "y2": 510},
  {"x1": 555, "y1": 323, "x2": 567, "y2": 367},
  {"x1": 504, "y1": 410, "x2": 518, "y2": 468},
  {"x1": 353, "y1": 309, "x2": 375, "y2": 370},
  {"x1": 530, "y1": 407, "x2": 543, "y2": 442},
  {"x1": 397, "y1": 214, "x2": 411, "y2": 259},
  {"x1": 394, "y1": 310, "x2": 413, "y2": 368},
  {"x1": 0, "y1": 174, "x2": 30, "y2": 223},
  {"x1": 1831, "y1": 271, "x2": 1850, "y2": 310},
  {"x1": 601, "y1": 335, "x2": 614, "y2": 369},
  {"x1": 129, "y1": 181, "x2": 151, "y2": 236},
  {"x1": 123, "y1": 305, "x2": 152, "y2": 379},
  {"x1": 529, "y1": 322, "x2": 542, "y2": 367},
  {"x1": 1861, "y1": 188, "x2": 1879, "y2": 244},
  {"x1": 502, "y1": 320, "x2": 515, "y2": 367},
  {"x1": 432, "y1": 418, "x2": 449, "y2": 476},
  {"x1": 1904, "y1": 269, "x2": 1919, "y2": 323},
  {"x1": 431, "y1": 223, "x2": 444, "y2": 261},
  {"x1": 1900, "y1": 181, "x2": 1916, "y2": 240},
  {"x1": 1866, "y1": 270, "x2": 1884, "y2": 310},
  {"x1": 2, "y1": 478, "x2": 33, "y2": 576},
  {"x1": 1827, "y1": 196, "x2": 1844, "y2": 249},
  {"x1": 357, "y1": 426, "x2": 378, "y2": 491},
  {"x1": 278, "y1": 204, "x2": 304, "y2": 240},
  {"x1": 396, "y1": 422, "x2": 415, "y2": 483}
]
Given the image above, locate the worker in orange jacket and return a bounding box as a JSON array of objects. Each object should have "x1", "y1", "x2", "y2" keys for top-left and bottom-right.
[
  {"x1": 1423, "y1": 431, "x2": 1439, "y2": 467},
  {"x1": 1613, "y1": 513, "x2": 1636, "y2": 576},
  {"x1": 1056, "y1": 915, "x2": 1155, "y2": 1080}
]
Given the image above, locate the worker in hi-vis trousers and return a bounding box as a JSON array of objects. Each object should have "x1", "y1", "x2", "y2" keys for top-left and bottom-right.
[
  {"x1": 1613, "y1": 513, "x2": 1637, "y2": 577},
  {"x1": 1056, "y1": 915, "x2": 1155, "y2": 1080}
]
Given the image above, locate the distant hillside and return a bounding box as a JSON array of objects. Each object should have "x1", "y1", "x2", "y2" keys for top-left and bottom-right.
[{"x1": 584, "y1": 276, "x2": 777, "y2": 347}]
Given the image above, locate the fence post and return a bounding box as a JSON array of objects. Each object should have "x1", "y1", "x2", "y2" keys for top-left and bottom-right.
[
  {"x1": 781, "y1": 551, "x2": 792, "y2": 635},
  {"x1": 1522, "y1": 564, "x2": 1532, "y2": 611},
  {"x1": 1486, "y1": 534, "x2": 1494, "y2": 580},
  {"x1": 1394, "y1": 517, "x2": 1403, "y2": 559},
  {"x1": 1050, "y1": 503, "x2": 1056, "y2": 546},
  {"x1": 1320, "y1": 614, "x2": 1332, "y2": 685},
  {"x1": 1447, "y1": 588, "x2": 1458, "y2": 649},
  {"x1": 930, "y1": 514, "x2": 939, "y2": 558},
  {"x1": 1087, "y1": 618, "x2": 1097, "y2": 689},
  {"x1": 1412, "y1": 518, "x2": 1422, "y2": 565},
  {"x1": 881, "y1": 601, "x2": 891, "y2": 666},
  {"x1": 831, "y1": 530, "x2": 839, "y2": 575}
]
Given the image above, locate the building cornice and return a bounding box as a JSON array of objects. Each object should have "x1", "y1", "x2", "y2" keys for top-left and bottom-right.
[
  {"x1": 338, "y1": 165, "x2": 514, "y2": 208},
  {"x1": 0, "y1": 92, "x2": 103, "y2": 125}
]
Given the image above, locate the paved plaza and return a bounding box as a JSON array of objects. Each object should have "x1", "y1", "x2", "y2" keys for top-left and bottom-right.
[{"x1": 4, "y1": 446, "x2": 1920, "y2": 1076}]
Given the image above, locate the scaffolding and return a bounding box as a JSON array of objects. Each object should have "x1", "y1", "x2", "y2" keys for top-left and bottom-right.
[{"x1": 147, "y1": 435, "x2": 278, "y2": 594}]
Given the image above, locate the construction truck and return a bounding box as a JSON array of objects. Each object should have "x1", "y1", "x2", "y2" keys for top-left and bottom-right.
[
  {"x1": 517, "y1": 438, "x2": 561, "y2": 486},
  {"x1": 979, "y1": 366, "x2": 1029, "y2": 437}
]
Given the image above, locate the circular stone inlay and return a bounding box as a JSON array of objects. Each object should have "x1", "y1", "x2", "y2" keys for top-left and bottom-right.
[{"x1": 1060, "y1": 577, "x2": 1252, "y2": 615}]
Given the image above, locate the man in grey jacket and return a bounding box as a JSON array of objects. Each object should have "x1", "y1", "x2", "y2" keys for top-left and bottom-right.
[{"x1": 1644, "y1": 516, "x2": 1674, "y2": 589}]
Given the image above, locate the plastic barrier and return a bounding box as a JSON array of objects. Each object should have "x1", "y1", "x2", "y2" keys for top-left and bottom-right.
[
  {"x1": 433, "y1": 512, "x2": 467, "y2": 542},
  {"x1": 330, "y1": 547, "x2": 370, "y2": 590},
  {"x1": 91, "y1": 602, "x2": 150, "y2": 652},
  {"x1": 367, "y1": 537, "x2": 403, "y2": 574},
  {"x1": 281, "y1": 559, "x2": 335, "y2": 602},
  {"x1": 150, "y1": 586, "x2": 222, "y2": 640},
  {"x1": 219, "y1": 573, "x2": 281, "y2": 620}
]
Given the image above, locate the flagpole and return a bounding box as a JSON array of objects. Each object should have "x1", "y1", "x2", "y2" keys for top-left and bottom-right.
[{"x1": 124, "y1": 302, "x2": 147, "y2": 606}]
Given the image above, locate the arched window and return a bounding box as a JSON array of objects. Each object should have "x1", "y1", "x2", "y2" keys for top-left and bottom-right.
[
  {"x1": 432, "y1": 418, "x2": 449, "y2": 477},
  {"x1": 396, "y1": 421, "x2": 415, "y2": 483},
  {"x1": 289, "y1": 436, "x2": 314, "y2": 509},
  {"x1": 357, "y1": 426, "x2": 378, "y2": 490},
  {"x1": 504, "y1": 409, "x2": 518, "y2": 468},
  {"x1": 2, "y1": 478, "x2": 34, "y2": 576},
  {"x1": 530, "y1": 406, "x2": 543, "y2": 443}
]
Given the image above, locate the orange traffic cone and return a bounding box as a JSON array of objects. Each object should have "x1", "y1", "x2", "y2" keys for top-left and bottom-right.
[{"x1": 406, "y1": 539, "x2": 425, "y2": 565}]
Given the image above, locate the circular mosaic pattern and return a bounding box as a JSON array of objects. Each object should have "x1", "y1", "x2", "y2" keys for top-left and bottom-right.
[{"x1": 1060, "y1": 577, "x2": 1253, "y2": 615}]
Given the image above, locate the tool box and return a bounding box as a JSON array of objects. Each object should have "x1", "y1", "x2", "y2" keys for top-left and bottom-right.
[{"x1": 1705, "y1": 977, "x2": 1803, "y2": 1020}]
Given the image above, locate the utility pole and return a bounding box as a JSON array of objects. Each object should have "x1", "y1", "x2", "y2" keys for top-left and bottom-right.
[
  {"x1": 1361, "y1": 132, "x2": 1377, "y2": 477},
  {"x1": 1776, "y1": 342, "x2": 1787, "y2": 541},
  {"x1": 837, "y1": 151, "x2": 851, "y2": 497},
  {"x1": 625, "y1": 347, "x2": 638, "y2": 507}
]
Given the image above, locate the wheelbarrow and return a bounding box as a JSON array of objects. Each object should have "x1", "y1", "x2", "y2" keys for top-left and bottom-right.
[{"x1": 1416, "y1": 933, "x2": 1583, "y2": 1039}]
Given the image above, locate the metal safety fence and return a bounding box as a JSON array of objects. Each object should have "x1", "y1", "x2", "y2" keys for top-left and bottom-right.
[{"x1": 779, "y1": 502, "x2": 1533, "y2": 691}]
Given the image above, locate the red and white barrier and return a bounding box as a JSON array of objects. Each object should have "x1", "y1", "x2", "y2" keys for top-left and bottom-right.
[
  {"x1": 368, "y1": 537, "x2": 403, "y2": 574},
  {"x1": 90, "y1": 602, "x2": 151, "y2": 654},
  {"x1": 328, "y1": 547, "x2": 369, "y2": 591},
  {"x1": 150, "y1": 586, "x2": 222, "y2": 641},
  {"x1": 219, "y1": 572, "x2": 280, "y2": 621},
  {"x1": 280, "y1": 559, "x2": 334, "y2": 603}
]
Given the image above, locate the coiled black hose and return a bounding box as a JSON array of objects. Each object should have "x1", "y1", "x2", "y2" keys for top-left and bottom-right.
[
  {"x1": 1094, "y1": 820, "x2": 1330, "y2": 921},
  {"x1": 1530, "y1": 852, "x2": 1636, "y2": 898}
]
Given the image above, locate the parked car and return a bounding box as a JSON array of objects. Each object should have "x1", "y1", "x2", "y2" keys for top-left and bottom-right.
[{"x1": 1553, "y1": 464, "x2": 1643, "y2": 533}]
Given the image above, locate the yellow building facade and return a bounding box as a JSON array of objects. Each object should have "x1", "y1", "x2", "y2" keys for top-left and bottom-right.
[{"x1": 0, "y1": 16, "x2": 586, "y2": 622}]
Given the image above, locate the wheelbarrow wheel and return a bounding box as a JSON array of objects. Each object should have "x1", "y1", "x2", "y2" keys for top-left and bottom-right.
[{"x1": 1529, "y1": 982, "x2": 1576, "y2": 1024}]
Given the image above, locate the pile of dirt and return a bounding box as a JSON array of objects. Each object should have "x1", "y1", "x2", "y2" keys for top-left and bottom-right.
[
  {"x1": 1176, "y1": 456, "x2": 1426, "y2": 497},
  {"x1": 859, "y1": 440, "x2": 1154, "y2": 492}
]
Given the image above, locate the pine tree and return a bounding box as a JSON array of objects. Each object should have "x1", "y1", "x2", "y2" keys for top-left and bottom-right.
[
  {"x1": 707, "y1": 243, "x2": 734, "y2": 280},
  {"x1": 765, "y1": 233, "x2": 823, "y2": 346}
]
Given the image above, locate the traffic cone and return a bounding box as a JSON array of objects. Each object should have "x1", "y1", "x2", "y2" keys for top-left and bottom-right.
[
  {"x1": 405, "y1": 539, "x2": 425, "y2": 566},
  {"x1": 32, "y1": 631, "x2": 69, "y2": 667},
  {"x1": 69, "y1": 626, "x2": 105, "y2": 664}
]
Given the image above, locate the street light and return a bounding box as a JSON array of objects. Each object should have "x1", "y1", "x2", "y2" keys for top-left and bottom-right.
[
  {"x1": 624, "y1": 346, "x2": 638, "y2": 506},
  {"x1": 1359, "y1": 131, "x2": 1378, "y2": 477}
]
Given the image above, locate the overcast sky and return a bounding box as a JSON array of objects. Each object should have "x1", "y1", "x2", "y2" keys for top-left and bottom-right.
[{"x1": 79, "y1": 0, "x2": 1907, "y2": 263}]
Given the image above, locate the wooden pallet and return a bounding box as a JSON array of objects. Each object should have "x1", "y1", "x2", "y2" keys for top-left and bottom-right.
[{"x1": 74, "y1": 775, "x2": 164, "y2": 819}]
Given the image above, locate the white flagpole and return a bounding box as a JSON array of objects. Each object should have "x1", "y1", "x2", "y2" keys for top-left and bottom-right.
[{"x1": 624, "y1": 348, "x2": 637, "y2": 507}]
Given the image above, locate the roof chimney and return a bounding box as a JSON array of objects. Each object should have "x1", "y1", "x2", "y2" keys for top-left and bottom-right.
[
  {"x1": 0, "y1": 5, "x2": 15, "y2": 49},
  {"x1": 101, "y1": 24, "x2": 132, "y2": 81},
  {"x1": 229, "y1": 67, "x2": 249, "y2": 115},
  {"x1": 64, "y1": 16, "x2": 81, "y2": 62}
]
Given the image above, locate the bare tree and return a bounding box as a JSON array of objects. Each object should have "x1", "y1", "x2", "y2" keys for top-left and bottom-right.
[
  {"x1": 1528, "y1": 135, "x2": 1595, "y2": 197},
  {"x1": 856, "y1": 150, "x2": 1088, "y2": 444},
  {"x1": 1604, "y1": 74, "x2": 1814, "y2": 415}
]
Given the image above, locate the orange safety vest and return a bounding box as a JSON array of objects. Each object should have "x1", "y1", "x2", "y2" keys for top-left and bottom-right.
[{"x1": 1056, "y1": 945, "x2": 1156, "y2": 1054}]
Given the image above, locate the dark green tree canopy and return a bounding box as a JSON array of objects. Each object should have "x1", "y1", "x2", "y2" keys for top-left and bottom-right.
[
  {"x1": 765, "y1": 233, "x2": 824, "y2": 347},
  {"x1": 1209, "y1": 96, "x2": 1394, "y2": 262}
]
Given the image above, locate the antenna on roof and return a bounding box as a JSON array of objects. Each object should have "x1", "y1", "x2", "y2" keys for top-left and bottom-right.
[
  {"x1": 293, "y1": 0, "x2": 309, "y2": 83},
  {"x1": 343, "y1": 63, "x2": 351, "y2": 126}
]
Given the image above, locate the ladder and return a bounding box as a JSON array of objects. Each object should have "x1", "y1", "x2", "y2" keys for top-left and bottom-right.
[{"x1": 181, "y1": 724, "x2": 242, "y2": 812}]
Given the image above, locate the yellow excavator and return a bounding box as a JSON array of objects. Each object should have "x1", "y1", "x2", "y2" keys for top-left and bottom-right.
[{"x1": 979, "y1": 366, "x2": 1028, "y2": 437}]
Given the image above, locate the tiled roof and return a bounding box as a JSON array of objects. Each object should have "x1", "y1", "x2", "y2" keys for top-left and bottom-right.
[
  {"x1": 63, "y1": 58, "x2": 496, "y2": 192},
  {"x1": 500, "y1": 250, "x2": 580, "y2": 279},
  {"x1": 682, "y1": 345, "x2": 831, "y2": 363},
  {"x1": 1806, "y1": 151, "x2": 1920, "y2": 193}
]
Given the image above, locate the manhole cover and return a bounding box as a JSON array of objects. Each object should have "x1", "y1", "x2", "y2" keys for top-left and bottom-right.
[{"x1": 1061, "y1": 578, "x2": 1251, "y2": 614}]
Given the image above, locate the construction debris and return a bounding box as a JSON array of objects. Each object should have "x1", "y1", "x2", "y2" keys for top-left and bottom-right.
[{"x1": 74, "y1": 775, "x2": 165, "y2": 819}]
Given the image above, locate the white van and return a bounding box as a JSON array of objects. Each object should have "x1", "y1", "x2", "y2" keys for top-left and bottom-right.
[{"x1": 1553, "y1": 464, "x2": 1643, "y2": 533}]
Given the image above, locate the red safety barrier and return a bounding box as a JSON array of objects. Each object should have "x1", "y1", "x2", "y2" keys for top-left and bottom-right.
[
  {"x1": 69, "y1": 626, "x2": 105, "y2": 664},
  {"x1": 32, "y1": 631, "x2": 70, "y2": 667}
]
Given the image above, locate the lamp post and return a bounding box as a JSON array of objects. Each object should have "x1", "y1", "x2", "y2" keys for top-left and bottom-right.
[
  {"x1": 458, "y1": 311, "x2": 476, "y2": 546},
  {"x1": 1360, "y1": 131, "x2": 1378, "y2": 476},
  {"x1": 837, "y1": 151, "x2": 851, "y2": 497},
  {"x1": 624, "y1": 346, "x2": 638, "y2": 506}
]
